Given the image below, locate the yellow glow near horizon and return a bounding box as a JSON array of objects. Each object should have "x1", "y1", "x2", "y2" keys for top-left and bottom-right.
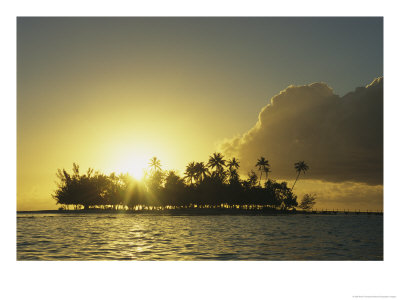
[
  {"x1": 104, "y1": 137, "x2": 179, "y2": 181},
  {"x1": 108, "y1": 145, "x2": 151, "y2": 180},
  {"x1": 115, "y1": 155, "x2": 147, "y2": 180}
]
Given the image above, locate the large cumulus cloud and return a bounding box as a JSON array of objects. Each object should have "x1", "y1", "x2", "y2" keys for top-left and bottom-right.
[{"x1": 220, "y1": 78, "x2": 383, "y2": 185}]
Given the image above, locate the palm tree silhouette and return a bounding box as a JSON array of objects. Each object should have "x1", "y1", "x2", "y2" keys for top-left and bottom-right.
[
  {"x1": 228, "y1": 168, "x2": 239, "y2": 183},
  {"x1": 149, "y1": 157, "x2": 162, "y2": 172},
  {"x1": 292, "y1": 161, "x2": 309, "y2": 189},
  {"x1": 194, "y1": 162, "x2": 209, "y2": 182},
  {"x1": 184, "y1": 162, "x2": 197, "y2": 185},
  {"x1": 255, "y1": 157, "x2": 270, "y2": 186},
  {"x1": 227, "y1": 157, "x2": 240, "y2": 172},
  {"x1": 207, "y1": 152, "x2": 226, "y2": 174}
]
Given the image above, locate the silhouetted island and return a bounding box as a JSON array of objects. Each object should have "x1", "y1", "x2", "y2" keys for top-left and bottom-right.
[{"x1": 52, "y1": 153, "x2": 316, "y2": 213}]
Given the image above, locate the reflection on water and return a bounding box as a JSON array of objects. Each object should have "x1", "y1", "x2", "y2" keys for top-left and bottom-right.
[{"x1": 17, "y1": 214, "x2": 383, "y2": 260}]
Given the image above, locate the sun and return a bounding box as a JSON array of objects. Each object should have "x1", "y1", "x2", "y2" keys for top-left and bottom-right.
[
  {"x1": 129, "y1": 164, "x2": 146, "y2": 179},
  {"x1": 105, "y1": 139, "x2": 173, "y2": 181},
  {"x1": 126, "y1": 157, "x2": 148, "y2": 180},
  {"x1": 112, "y1": 154, "x2": 149, "y2": 180}
]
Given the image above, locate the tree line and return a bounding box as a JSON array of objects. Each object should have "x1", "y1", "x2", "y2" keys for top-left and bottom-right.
[{"x1": 53, "y1": 153, "x2": 314, "y2": 211}]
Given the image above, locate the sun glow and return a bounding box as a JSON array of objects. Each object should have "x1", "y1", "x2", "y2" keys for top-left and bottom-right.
[
  {"x1": 106, "y1": 144, "x2": 154, "y2": 180},
  {"x1": 101, "y1": 134, "x2": 184, "y2": 182},
  {"x1": 116, "y1": 156, "x2": 148, "y2": 180}
]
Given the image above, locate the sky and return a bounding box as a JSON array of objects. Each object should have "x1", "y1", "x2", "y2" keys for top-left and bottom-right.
[{"x1": 17, "y1": 17, "x2": 383, "y2": 211}]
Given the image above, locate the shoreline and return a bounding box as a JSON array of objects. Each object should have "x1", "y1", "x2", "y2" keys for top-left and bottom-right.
[{"x1": 17, "y1": 208, "x2": 383, "y2": 216}]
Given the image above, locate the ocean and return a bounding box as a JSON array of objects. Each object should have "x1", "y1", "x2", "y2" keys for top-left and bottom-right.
[{"x1": 17, "y1": 213, "x2": 383, "y2": 260}]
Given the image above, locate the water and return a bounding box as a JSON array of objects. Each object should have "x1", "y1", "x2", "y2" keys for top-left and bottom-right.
[{"x1": 17, "y1": 213, "x2": 383, "y2": 260}]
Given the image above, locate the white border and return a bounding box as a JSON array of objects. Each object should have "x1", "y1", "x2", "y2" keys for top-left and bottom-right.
[{"x1": 2, "y1": 1, "x2": 399, "y2": 299}]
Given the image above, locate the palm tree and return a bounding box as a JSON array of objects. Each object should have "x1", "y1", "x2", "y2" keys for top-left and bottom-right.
[
  {"x1": 226, "y1": 158, "x2": 240, "y2": 184},
  {"x1": 149, "y1": 157, "x2": 161, "y2": 172},
  {"x1": 184, "y1": 162, "x2": 197, "y2": 185},
  {"x1": 207, "y1": 152, "x2": 226, "y2": 174},
  {"x1": 228, "y1": 168, "x2": 239, "y2": 183},
  {"x1": 246, "y1": 170, "x2": 258, "y2": 188},
  {"x1": 194, "y1": 162, "x2": 209, "y2": 182},
  {"x1": 292, "y1": 161, "x2": 309, "y2": 189},
  {"x1": 264, "y1": 164, "x2": 271, "y2": 181},
  {"x1": 227, "y1": 157, "x2": 240, "y2": 172},
  {"x1": 255, "y1": 157, "x2": 270, "y2": 186},
  {"x1": 165, "y1": 170, "x2": 184, "y2": 187}
]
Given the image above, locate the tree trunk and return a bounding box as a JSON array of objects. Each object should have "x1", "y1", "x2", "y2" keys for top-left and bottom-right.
[{"x1": 292, "y1": 172, "x2": 301, "y2": 189}]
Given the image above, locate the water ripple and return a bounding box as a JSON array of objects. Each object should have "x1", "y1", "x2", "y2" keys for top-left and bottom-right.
[{"x1": 17, "y1": 214, "x2": 383, "y2": 260}]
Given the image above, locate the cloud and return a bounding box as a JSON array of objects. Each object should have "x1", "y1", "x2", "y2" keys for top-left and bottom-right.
[
  {"x1": 220, "y1": 77, "x2": 383, "y2": 185},
  {"x1": 293, "y1": 180, "x2": 383, "y2": 211}
]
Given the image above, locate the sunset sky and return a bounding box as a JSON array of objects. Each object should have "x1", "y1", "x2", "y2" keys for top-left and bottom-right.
[{"x1": 17, "y1": 17, "x2": 383, "y2": 211}]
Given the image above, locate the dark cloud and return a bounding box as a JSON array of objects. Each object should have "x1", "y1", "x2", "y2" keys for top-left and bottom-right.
[{"x1": 220, "y1": 78, "x2": 383, "y2": 185}]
